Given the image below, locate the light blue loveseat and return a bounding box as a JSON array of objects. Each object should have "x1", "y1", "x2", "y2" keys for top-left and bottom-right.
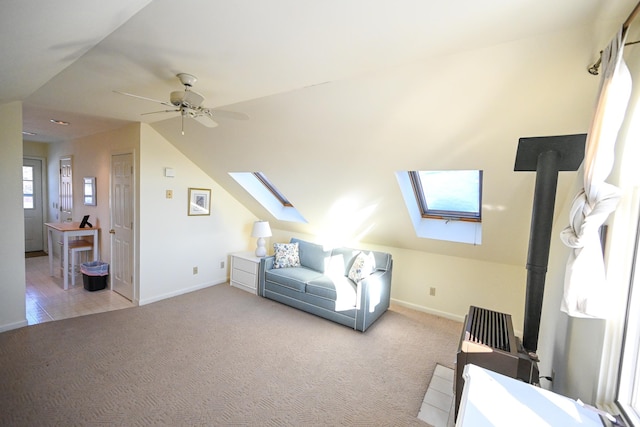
[{"x1": 258, "y1": 238, "x2": 393, "y2": 332}]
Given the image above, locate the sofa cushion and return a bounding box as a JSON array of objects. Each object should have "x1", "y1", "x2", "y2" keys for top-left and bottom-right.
[
  {"x1": 273, "y1": 242, "x2": 300, "y2": 269},
  {"x1": 265, "y1": 267, "x2": 322, "y2": 293},
  {"x1": 348, "y1": 251, "x2": 376, "y2": 282},
  {"x1": 291, "y1": 238, "x2": 331, "y2": 273},
  {"x1": 306, "y1": 275, "x2": 339, "y2": 301},
  {"x1": 306, "y1": 275, "x2": 357, "y2": 310}
]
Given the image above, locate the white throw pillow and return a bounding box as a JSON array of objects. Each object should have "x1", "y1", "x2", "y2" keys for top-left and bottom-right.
[{"x1": 348, "y1": 251, "x2": 376, "y2": 282}]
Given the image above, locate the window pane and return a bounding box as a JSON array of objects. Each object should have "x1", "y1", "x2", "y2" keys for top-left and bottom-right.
[
  {"x1": 23, "y1": 196, "x2": 33, "y2": 209},
  {"x1": 617, "y1": 213, "x2": 640, "y2": 424},
  {"x1": 418, "y1": 170, "x2": 481, "y2": 215},
  {"x1": 23, "y1": 181, "x2": 33, "y2": 195},
  {"x1": 22, "y1": 166, "x2": 33, "y2": 181}
]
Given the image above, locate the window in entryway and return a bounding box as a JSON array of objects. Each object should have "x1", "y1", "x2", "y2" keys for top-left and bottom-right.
[{"x1": 23, "y1": 166, "x2": 34, "y2": 209}]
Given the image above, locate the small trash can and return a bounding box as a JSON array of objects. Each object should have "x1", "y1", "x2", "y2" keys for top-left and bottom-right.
[{"x1": 80, "y1": 261, "x2": 109, "y2": 291}]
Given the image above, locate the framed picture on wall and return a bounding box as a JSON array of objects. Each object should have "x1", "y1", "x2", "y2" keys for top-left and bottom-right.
[{"x1": 188, "y1": 188, "x2": 211, "y2": 216}]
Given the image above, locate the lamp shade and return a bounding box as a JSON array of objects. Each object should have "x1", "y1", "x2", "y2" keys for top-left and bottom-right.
[{"x1": 251, "y1": 220, "x2": 272, "y2": 238}]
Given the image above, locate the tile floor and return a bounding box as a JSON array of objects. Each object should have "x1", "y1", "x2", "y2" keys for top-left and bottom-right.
[
  {"x1": 25, "y1": 254, "x2": 135, "y2": 325},
  {"x1": 418, "y1": 364, "x2": 456, "y2": 427}
]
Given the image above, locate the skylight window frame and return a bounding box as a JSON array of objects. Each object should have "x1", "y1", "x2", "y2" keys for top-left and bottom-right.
[
  {"x1": 253, "y1": 172, "x2": 293, "y2": 207},
  {"x1": 408, "y1": 170, "x2": 483, "y2": 223},
  {"x1": 229, "y1": 172, "x2": 306, "y2": 223}
]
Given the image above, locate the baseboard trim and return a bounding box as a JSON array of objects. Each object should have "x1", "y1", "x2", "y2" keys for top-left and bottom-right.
[
  {"x1": 0, "y1": 319, "x2": 29, "y2": 333},
  {"x1": 390, "y1": 298, "x2": 465, "y2": 323},
  {"x1": 138, "y1": 279, "x2": 226, "y2": 306},
  {"x1": 391, "y1": 298, "x2": 524, "y2": 338}
]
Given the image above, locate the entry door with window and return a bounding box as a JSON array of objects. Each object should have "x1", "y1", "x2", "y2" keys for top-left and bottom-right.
[
  {"x1": 111, "y1": 153, "x2": 135, "y2": 301},
  {"x1": 23, "y1": 158, "x2": 44, "y2": 252}
]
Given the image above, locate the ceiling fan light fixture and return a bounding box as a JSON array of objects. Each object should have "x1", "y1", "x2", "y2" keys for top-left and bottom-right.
[{"x1": 170, "y1": 90, "x2": 204, "y2": 108}]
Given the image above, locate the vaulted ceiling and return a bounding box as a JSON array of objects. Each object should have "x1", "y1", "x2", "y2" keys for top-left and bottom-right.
[{"x1": 2, "y1": 0, "x2": 637, "y2": 266}]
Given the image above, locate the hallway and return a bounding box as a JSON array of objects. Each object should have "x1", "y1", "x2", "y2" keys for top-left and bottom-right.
[{"x1": 25, "y1": 254, "x2": 134, "y2": 325}]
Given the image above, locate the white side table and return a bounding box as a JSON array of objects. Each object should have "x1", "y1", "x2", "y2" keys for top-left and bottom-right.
[{"x1": 230, "y1": 252, "x2": 262, "y2": 294}]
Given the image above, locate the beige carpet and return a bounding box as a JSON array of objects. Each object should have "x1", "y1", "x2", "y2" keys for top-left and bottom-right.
[{"x1": 0, "y1": 284, "x2": 461, "y2": 426}]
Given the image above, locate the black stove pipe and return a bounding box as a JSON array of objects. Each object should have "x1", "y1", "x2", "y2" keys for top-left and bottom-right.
[
  {"x1": 522, "y1": 150, "x2": 560, "y2": 354},
  {"x1": 514, "y1": 134, "x2": 585, "y2": 355}
]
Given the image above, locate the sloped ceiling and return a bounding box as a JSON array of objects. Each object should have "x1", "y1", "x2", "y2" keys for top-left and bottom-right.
[{"x1": 3, "y1": 0, "x2": 637, "y2": 266}]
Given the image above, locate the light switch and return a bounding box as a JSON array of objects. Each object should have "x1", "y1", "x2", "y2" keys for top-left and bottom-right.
[{"x1": 166, "y1": 190, "x2": 173, "y2": 199}]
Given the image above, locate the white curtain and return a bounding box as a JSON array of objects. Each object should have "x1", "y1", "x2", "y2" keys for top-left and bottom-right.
[{"x1": 560, "y1": 28, "x2": 633, "y2": 318}]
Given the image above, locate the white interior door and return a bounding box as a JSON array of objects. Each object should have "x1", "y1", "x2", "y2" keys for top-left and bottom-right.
[
  {"x1": 23, "y1": 158, "x2": 44, "y2": 252},
  {"x1": 111, "y1": 153, "x2": 134, "y2": 301}
]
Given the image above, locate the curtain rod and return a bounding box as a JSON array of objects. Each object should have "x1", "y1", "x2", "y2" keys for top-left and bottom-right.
[
  {"x1": 623, "y1": 0, "x2": 640, "y2": 34},
  {"x1": 588, "y1": 39, "x2": 640, "y2": 75},
  {"x1": 588, "y1": 1, "x2": 640, "y2": 75}
]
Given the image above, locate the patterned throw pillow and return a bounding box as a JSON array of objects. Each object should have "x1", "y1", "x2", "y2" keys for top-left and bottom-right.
[
  {"x1": 273, "y1": 242, "x2": 301, "y2": 269},
  {"x1": 348, "y1": 251, "x2": 376, "y2": 282}
]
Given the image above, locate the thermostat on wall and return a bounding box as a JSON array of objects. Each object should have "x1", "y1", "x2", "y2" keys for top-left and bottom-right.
[{"x1": 164, "y1": 168, "x2": 175, "y2": 177}]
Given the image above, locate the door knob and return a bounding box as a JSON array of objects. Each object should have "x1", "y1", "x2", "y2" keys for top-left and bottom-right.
[{"x1": 109, "y1": 229, "x2": 115, "y2": 234}]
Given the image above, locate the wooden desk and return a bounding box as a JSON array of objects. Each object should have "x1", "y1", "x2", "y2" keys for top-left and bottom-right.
[{"x1": 45, "y1": 222, "x2": 99, "y2": 290}]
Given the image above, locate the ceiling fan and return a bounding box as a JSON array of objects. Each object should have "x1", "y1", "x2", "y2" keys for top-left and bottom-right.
[{"x1": 115, "y1": 73, "x2": 249, "y2": 135}]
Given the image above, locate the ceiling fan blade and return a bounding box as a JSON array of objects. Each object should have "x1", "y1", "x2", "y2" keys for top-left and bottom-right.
[
  {"x1": 202, "y1": 108, "x2": 249, "y2": 121},
  {"x1": 140, "y1": 109, "x2": 180, "y2": 116},
  {"x1": 192, "y1": 114, "x2": 218, "y2": 128},
  {"x1": 113, "y1": 90, "x2": 174, "y2": 108}
]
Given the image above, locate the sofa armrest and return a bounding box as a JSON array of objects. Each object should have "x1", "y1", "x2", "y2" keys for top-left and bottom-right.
[
  {"x1": 355, "y1": 260, "x2": 393, "y2": 331},
  {"x1": 258, "y1": 256, "x2": 275, "y2": 297}
]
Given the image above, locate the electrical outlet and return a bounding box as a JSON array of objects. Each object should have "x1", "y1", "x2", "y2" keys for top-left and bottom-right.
[
  {"x1": 166, "y1": 189, "x2": 173, "y2": 199},
  {"x1": 193, "y1": 266, "x2": 198, "y2": 275},
  {"x1": 429, "y1": 287, "x2": 436, "y2": 296}
]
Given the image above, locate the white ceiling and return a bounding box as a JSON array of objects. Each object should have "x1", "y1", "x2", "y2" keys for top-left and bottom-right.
[{"x1": 3, "y1": 0, "x2": 637, "y2": 265}]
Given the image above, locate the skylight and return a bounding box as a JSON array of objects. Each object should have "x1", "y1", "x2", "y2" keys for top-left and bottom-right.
[
  {"x1": 396, "y1": 170, "x2": 483, "y2": 245},
  {"x1": 229, "y1": 172, "x2": 306, "y2": 223},
  {"x1": 410, "y1": 170, "x2": 482, "y2": 221}
]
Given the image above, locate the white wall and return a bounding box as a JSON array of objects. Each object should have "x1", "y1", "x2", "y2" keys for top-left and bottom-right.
[
  {"x1": 43, "y1": 123, "x2": 258, "y2": 307},
  {"x1": 23, "y1": 140, "x2": 48, "y2": 158},
  {"x1": 138, "y1": 124, "x2": 257, "y2": 305},
  {"x1": 389, "y1": 247, "x2": 525, "y2": 329},
  {"x1": 46, "y1": 123, "x2": 141, "y2": 263},
  {"x1": 164, "y1": 24, "x2": 597, "y2": 269},
  {"x1": 0, "y1": 102, "x2": 27, "y2": 332}
]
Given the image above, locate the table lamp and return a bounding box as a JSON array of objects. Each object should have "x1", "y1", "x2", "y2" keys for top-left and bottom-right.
[{"x1": 251, "y1": 220, "x2": 272, "y2": 257}]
